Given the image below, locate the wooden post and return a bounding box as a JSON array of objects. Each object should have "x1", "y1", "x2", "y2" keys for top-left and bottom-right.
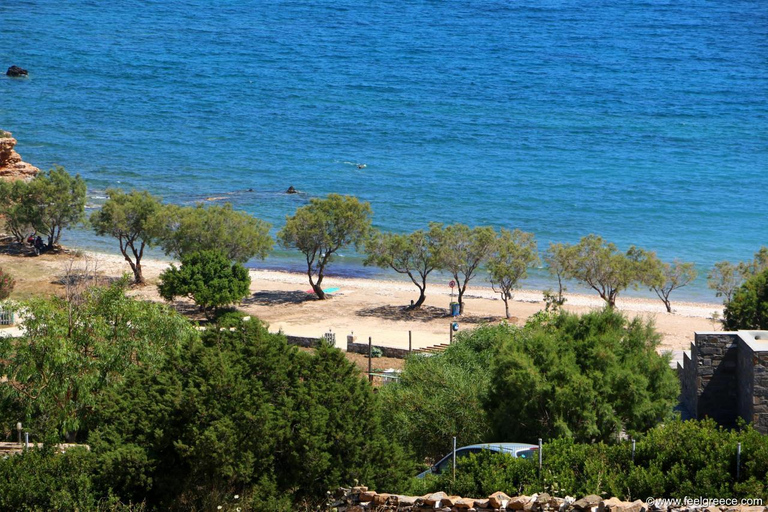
[
  {"x1": 368, "y1": 336, "x2": 373, "y2": 383},
  {"x1": 408, "y1": 330, "x2": 412, "y2": 353},
  {"x1": 450, "y1": 324, "x2": 453, "y2": 344}
]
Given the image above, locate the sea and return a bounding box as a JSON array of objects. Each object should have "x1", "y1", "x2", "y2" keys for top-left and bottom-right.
[{"x1": 1, "y1": 0, "x2": 766, "y2": 303}]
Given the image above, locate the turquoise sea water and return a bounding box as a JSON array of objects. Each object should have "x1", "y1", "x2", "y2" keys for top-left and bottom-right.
[{"x1": 1, "y1": 1, "x2": 766, "y2": 302}]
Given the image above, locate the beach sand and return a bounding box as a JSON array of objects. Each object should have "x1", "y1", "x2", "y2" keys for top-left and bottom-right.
[{"x1": 0, "y1": 249, "x2": 723, "y2": 354}]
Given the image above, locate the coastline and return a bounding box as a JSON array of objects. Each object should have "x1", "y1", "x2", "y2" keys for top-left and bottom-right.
[{"x1": 0, "y1": 245, "x2": 721, "y2": 355}]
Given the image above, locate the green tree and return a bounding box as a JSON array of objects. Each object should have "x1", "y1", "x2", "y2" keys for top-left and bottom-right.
[
  {"x1": 645, "y1": 258, "x2": 698, "y2": 313},
  {"x1": 561, "y1": 234, "x2": 651, "y2": 307},
  {"x1": 435, "y1": 223, "x2": 496, "y2": 314},
  {"x1": 543, "y1": 242, "x2": 574, "y2": 305},
  {"x1": 91, "y1": 189, "x2": 166, "y2": 285},
  {"x1": 161, "y1": 203, "x2": 273, "y2": 263},
  {"x1": 487, "y1": 229, "x2": 539, "y2": 319},
  {"x1": 364, "y1": 225, "x2": 443, "y2": 310},
  {"x1": 0, "y1": 180, "x2": 33, "y2": 244},
  {"x1": 723, "y1": 268, "x2": 768, "y2": 330},
  {"x1": 0, "y1": 267, "x2": 14, "y2": 300},
  {"x1": 278, "y1": 194, "x2": 372, "y2": 299},
  {"x1": 485, "y1": 308, "x2": 679, "y2": 444},
  {"x1": 90, "y1": 320, "x2": 411, "y2": 510},
  {"x1": 158, "y1": 249, "x2": 251, "y2": 316},
  {"x1": 0, "y1": 281, "x2": 195, "y2": 440},
  {"x1": 708, "y1": 261, "x2": 742, "y2": 302},
  {"x1": 23, "y1": 166, "x2": 87, "y2": 249}
]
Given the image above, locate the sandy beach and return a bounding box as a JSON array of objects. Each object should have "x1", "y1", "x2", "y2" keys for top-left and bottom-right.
[{"x1": 0, "y1": 248, "x2": 723, "y2": 355}]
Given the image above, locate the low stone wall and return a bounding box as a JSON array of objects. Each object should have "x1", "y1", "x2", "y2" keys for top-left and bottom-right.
[
  {"x1": 331, "y1": 488, "x2": 766, "y2": 512},
  {"x1": 285, "y1": 335, "x2": 321, "y2": 349},
  {"x1": 347, "y1": 339, "x2": 412, "y2": 359}
]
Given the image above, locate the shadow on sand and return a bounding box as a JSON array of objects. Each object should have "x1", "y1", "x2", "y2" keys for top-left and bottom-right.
[{"x1": 244, "y1": 290, "x2": 317, "y2": 306}]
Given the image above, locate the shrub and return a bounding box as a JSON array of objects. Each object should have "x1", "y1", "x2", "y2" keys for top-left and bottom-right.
[
  {"x1": 0, "y1": 267, "x2": 14, "y2": 300},
  {"x1": 723, "y1": 268, "x2": 768, "y2": 330}
]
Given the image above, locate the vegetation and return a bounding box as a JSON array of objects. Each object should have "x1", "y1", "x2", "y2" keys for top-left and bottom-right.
[
  {"x1": 158, "y1": 249, "x2": 251, "y2": 316},
  {"x1": 543, "y1": 242, "x2": 572, "y2": 305},
  {"x1": 161, "y1": 203, "x2": 273, "y2": 264},
  {"x1": 364, "y1": 225, "x2": 442, "y2": 310},
  {"x1": 434, "y1": 223, "x2": 495, "y2": 314},
  {"x1": 0, "y1": 267, "x2": 14, "y2": 299},
  {"x1": 0, "y1": 166, "x2": 87, "y2": 249},
  {"x1": 278, "y1": 194, "x2": 372, "y2": 299},
  {"x1": 410, "y1": 419, "x2": 767, "y2": 500},
  {"x1": 91, "y1": 189, "x2": 165, "y2": 285},
  {"x1": 709, "y1": 247, "x2": 768, "y2": 304},
  {"x1": 487, "y1": 229, "x2": 538, "y2": 318},
  {"x1": 723, "y1": 268, "x2": 768, "y2": 330},
  {"x1": 559, "y1": 235, "x2": 653, "y2": 307},
  {"x1": 645, "y1": 258, "x2": 698, "y2": 313},
  {"x1": 0, "y1": 281, "x2": 195, "y2": 441},
  {"x1": 486, "y1": 308, "x2": 678, "y2": 443}
]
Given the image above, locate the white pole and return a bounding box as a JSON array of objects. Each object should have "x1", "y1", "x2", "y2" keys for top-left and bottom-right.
[{"x1": 452, "y1": 436, "x2": 457, "y2": 482}]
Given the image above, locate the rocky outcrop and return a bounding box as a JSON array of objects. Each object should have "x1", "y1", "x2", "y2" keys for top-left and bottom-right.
[
  {"x1": 0, "y1": 131, "x2": 39, "y2": 182},
  {"x1": 330, "y1": 487, "x2": 767, "y2": 512},
  {"x1": 6, "y1": 66, "x2": 28, "y2": 77}
]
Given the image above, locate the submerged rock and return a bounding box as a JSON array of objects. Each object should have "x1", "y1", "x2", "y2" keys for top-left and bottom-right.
[
  {"x1": 286, "y1": 185, "x2": 297, "y2": 194},
  {"x1": 6, "y1": 65, "x2": 28, "y2": 77}
]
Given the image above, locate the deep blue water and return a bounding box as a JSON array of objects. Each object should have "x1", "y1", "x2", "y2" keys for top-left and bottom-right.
[{"x1": 1, "y1": 0, "x2": 767, "y2": 302}]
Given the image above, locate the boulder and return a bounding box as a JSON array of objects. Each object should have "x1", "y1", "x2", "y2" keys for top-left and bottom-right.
[
  {"x1": 359, "y1": 490, "x2": 376, "y2": 502},
  {"x1": 489, "y1": 491, "x2": 513, "y2": 508},
  {"x1": 424, "y1": 491, "x2": 449, "y2": 507},
  {"x1": 453, "y1": 497, "x2": 476, "y2": 509},
  {"x1": 6, "y1": 65, "x2": 28, "y2": 77},
  {"x1": 573, "y1": 496, "x2": 604, "y2": 511},
  {"x1": 599, "y1": 498, "x2": 623, "y2": 512},
  {"x1": 286, "y1": 185, "x2": 297, "y2": 194},
  {"x1": 508, "y1": 496, "x2": 532, "y2": 510}
]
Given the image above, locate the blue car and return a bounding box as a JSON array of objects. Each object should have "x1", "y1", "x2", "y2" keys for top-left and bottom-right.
[{"x1": 416, "y1": 442, "x2": 539, "y2": 478}]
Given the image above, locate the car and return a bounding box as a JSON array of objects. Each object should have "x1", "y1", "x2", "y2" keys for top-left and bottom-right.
[{"x1": 416, "y1": 442, "x2": 539, "y2": 478}]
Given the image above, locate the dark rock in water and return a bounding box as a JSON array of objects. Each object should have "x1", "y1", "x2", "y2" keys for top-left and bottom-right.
[
  {"x1": 286, "y1": 186, "x2": 297, "y2": 194},
  {"x1": 6, "y1": 66, "x2": 28, "y2": 77}
]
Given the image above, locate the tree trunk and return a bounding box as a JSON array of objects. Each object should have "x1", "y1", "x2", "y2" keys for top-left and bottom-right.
[
  {"x1": 458, "y1": 287, "x2": 465, "y2": 315},
  {"x1": 133, "y1": 262, "x2": 144, "y2": 285},
  {"x1": 310, "y1": 272, "x2": 326, "y2": 300},
  {"x1": 663, "y1": 298, "x2": 672, "y2": 313},
  {"x1": 408, "y1": 289, "x2": 426, "y2": 310},
  {"x1": 503, "y1": 297, "x2": 510, "y2": 319}
]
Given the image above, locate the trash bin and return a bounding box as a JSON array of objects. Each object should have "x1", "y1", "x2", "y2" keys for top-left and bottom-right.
[{"x1": 450, "y1": 302, "x2": 460, "y2": 317}]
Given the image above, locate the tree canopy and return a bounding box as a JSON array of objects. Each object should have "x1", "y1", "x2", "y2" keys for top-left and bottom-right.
[
  {"x1": 644, "y1": 258, "x2": 698, "y2": 313},
  {"x1": 0, "y1": 281, "x2": 195, "y2": 440},
  {"x1": 434, "y1": 223, "x2": 495, "y2": 314},
  {"x1": 487, "y1": 228, "x2": 539, "y2": 318},
  {"x1": 364, "y1": 225, "x2": 443, "y2": 310},
  {"x1": 278, "y1": 194, "x2": 372, "y2": 299},
  {"x1": 158, "y1": 249, "x2": 251, "y2": 316},
  {"x1": 723, "y1": 268, "x2": 768, "y2": 330},
  {"x1": 161, "y1": 203, "x2": 273, "y2": 264},
  {"x1": 91, "y1": 189, "x2": 166, "y2": 284}
]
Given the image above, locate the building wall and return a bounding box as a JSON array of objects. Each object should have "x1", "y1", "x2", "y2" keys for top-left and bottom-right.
[
  {"x1": 737, "y1": 337, "x2": 755, "y2": 425},
  {"x1": 692, "y1": 332, "x2": 740, "y2": 427},
  {"x1": 751, "y1": 351, "x2": 768, "y2": 432}
]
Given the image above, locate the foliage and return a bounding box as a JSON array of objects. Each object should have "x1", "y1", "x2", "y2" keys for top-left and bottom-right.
[
  {"x1": 723, "y1": 269, "x2": 768, "y2": 330},
  {"x1": 434, "y1": 223, "x2": 496, "y2": 314},
  {"x1": 487, "y1": 229, "x2": 538, "y2": 318},
  {"x1": 402, "y1": 420, "x2": 768, "y2": 500},
  {"x1": 91, "y1": 189, "x2": 166, "y2": 285},
  {"x1": 278, "y1": 194, "x2": 372, "y2": 299},
  {"x1": 708, "y1": 261, "x2": 743, "y2": 303},
  {"x1": 364, "y1": 225, "x2": 442, "y2": 310},
  {"x1": 0, "y1": 179, "x2": 34, "y2": 243},
  {"x1": 158, "y1": 249, "x2": 251, "y2": 315},
  {"x1": 161, "y1": 203, "x2": 273, "y2": 264},
  {"x1": 485, "y1": 308, "x2": 679, "y2": 444},
  {"x1": 0, "y1": 266, "x2": 15, "y2": 300},
  {"x1": 644, "y1": 258, "x2": 698, "y2": 313},
  {"x1": 543, "y1": 242, "x2": 573, "y2": 304},
  {"x1": 22, "y1": 166, "x2": 87, "y2": 248},
  {"x1": 89, "y1": 320, "x2": 412, "y2": 510},
  {"x1": 0, "y1": 281, "x2": 196, "y2": 440},
  {"x1": 379, "y1": 325, "x2": 504, "y2": 462},
  {"x1": 560, "y1": 235, "x2": 654, "y2": 307}
]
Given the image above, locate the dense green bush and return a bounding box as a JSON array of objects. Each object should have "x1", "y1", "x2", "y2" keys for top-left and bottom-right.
[
  {"x1": 158, "y1": 249, "x2": 251, "y2": 316},
  {"x1": 88, "y1": 319, "x2": 412, "y2": 510},
  {"x1": 486, "y1": 308, "x2": 679, "y2": 443},
  {"x1": 723, "y1": 268, "x2": 768, "y2": 330},
  {"x1": 0, "y1": 266, "x2": 14, "y2": 299}
]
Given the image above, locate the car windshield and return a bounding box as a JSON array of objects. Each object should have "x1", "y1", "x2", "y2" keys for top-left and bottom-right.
[{"x1": 515, "y1": 448, "x2": 538, "y2": 459}]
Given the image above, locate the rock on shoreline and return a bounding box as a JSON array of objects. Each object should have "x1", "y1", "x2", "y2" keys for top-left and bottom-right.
[{"x1": 0, "y1": 130, "x2": 40, "y2": 182}]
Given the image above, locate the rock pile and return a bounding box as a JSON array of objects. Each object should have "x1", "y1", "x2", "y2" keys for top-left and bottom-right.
[
  {"x1": 330, "y1": 488, "x2": 766, "y2": 512},
  {"x1": 0, "y1": 130, "x2": 40, "y2": 182}
]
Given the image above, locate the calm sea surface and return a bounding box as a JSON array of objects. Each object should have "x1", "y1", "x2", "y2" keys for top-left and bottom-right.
[{"x1": 1, "y1": 0, "x2": 766, "y2": 302}]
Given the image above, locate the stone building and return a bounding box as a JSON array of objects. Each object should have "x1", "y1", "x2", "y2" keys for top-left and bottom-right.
[{"x1": 679, "y1": 330, "x2": 768, "y2": 433}]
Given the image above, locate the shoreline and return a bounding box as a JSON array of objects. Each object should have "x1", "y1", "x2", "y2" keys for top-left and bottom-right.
[{"x1": 0, "y1": 245, "x2": 725, "y2": 354}]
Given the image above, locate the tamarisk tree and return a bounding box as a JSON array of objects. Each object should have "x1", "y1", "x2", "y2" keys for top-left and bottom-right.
[
  {"x1": 487, "y1": 229, "x2": 539, "y2": 319},
  {"x1": 646, "y1": 258, "x2": 698, "y2": 313}
]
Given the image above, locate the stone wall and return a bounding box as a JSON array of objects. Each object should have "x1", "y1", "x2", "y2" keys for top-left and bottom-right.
[
  {"x1": 347, "y1": 337, "x2": 412, "y2": 359},
  {"x1": 737, "y1": 337, "x2": 755, "y2": 425},
  {"x1": 285, "y1": 335, "x2": 322, "y2": 349},
  {"x1": 691, "y1": 332, "x2": 740, "y2": 427},
  {"x1": 749, "y1": 350, "x2": 768, "y2": 432},
  {"x1": 330, "y1": 487, "x2": 765, "y2": 512}
]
